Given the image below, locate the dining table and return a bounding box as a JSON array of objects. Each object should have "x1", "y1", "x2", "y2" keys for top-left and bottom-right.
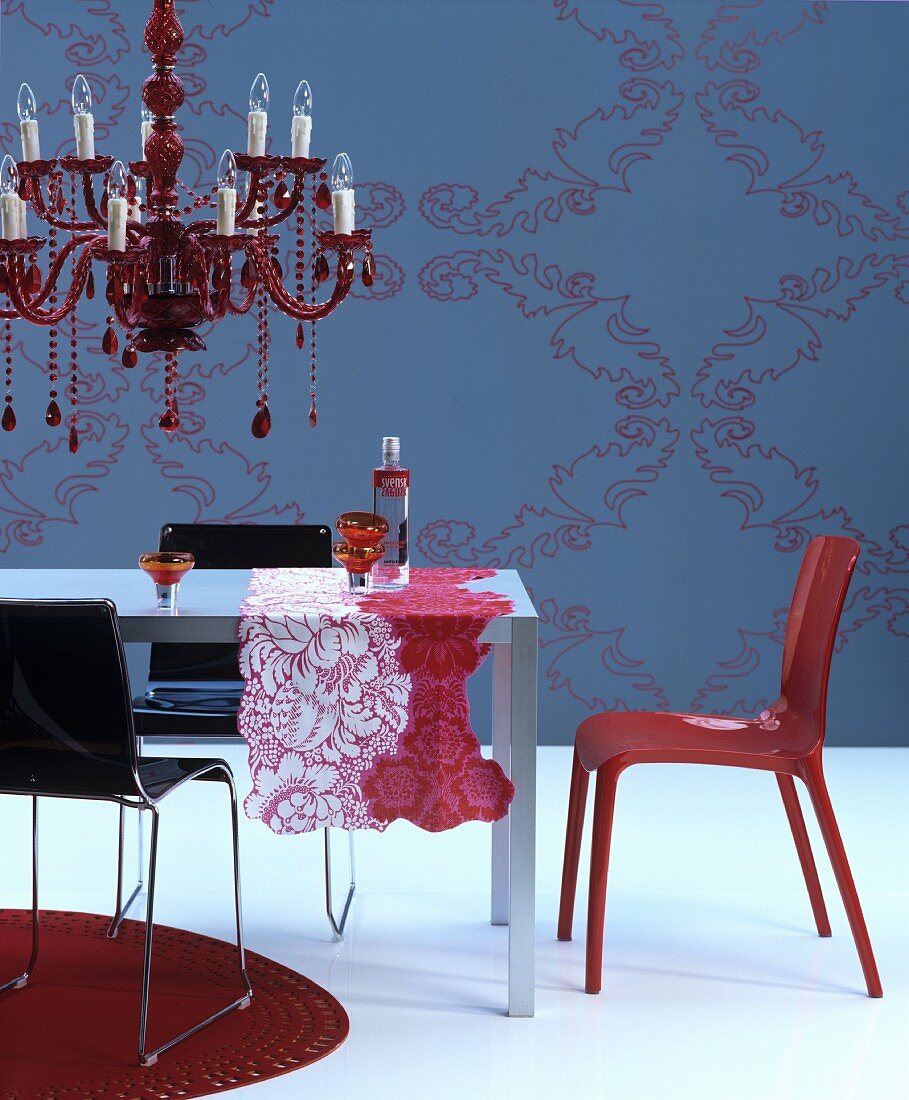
[{"x1": 0, "y1": 566, "x2": 539, "y2": 1017}]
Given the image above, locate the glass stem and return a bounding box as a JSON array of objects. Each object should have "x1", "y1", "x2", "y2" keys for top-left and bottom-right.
[{"x1": 155, "y1": 582, "x2": 179, "y2": 610}]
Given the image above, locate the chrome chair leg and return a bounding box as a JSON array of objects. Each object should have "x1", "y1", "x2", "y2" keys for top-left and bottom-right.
[
  {"x1": 0, "y1": 796, "x2": 39, "y2": 994},
  {"x1": 137, "y1": 773, "x2": 252, "y2": 1067},
  {"x1": 108, "y1": 803, "x2": 144, "y2": 939},
  {"x1": 324, "y1": 827, "x2": 356, "y2": 940}
]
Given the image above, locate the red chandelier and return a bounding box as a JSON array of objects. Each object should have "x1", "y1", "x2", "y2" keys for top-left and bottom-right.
[{"x1": 0, "y1": 0, "x2": 374, "y2": 449}]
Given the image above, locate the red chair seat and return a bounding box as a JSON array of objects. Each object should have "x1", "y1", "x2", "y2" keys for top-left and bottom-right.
[{"x1": 575, "y1": 707, "x2": 807, "y2": 773}]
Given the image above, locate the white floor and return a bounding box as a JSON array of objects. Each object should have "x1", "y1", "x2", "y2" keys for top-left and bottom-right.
[{"x1": 0, "y1": 746, "x2": 906, "y2": 1100}]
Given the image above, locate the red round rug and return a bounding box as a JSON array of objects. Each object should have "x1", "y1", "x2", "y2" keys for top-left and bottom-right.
[{"x1": 0, "y1": 909, "x2": 348, "y2": 1099}]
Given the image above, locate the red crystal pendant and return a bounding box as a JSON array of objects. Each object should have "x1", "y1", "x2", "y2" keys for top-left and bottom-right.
[
  {"x1": 159, "y1": 410, "x2": 179, "y2": 433},
  {"x1": 0, "y1": 265, "x2": 8, "y2": 294},
  {"x1": 25, "y1": 264, "x2": 42, "y2": 294},
  {"x1": 362, "y1": 254, "x2": 376, "y2": 287},
  {"x1": 1, "y1": 404, "x2": 16, "y2": 432},
  {"x1": 45, "y1": 399, "x2": 62, "y2": 427},
  {"x1": 274, "y1": 181, "x2": 291, "y2": 210},
  {"x1": 240, "y1": 256, "x2": 258, "y2": 289},
  {"x1": 56, "y1": 189, "x2": 66, "y2": 215},
  {"x1": 314, "y1": 254, "x2": 329, "y2": 284},
  {"x1": 86, "y1": 269, "x2": 96, "y2": 300},
  {"x1": 102, "y1": 326, "x2": 118, "y2": 355},
  {"x1": 68, "y1": 426, "x2": 79, "y2": 454},
  {"x1": 122, "y1": 344, "x2": 138, "y2": 369},
  {"x1": 251, "y1": 406, "x2": 271, "y2": 438},
  {"x1": 315, "y1": 182, "x2": 332, "y2": 210},
  {"x1": 296, "y1": 322, "x2": 305, "y2": 349},
  {"x1": 106, "y1": 279, "x2": 116, "y2": 306},
  {"x1": 308, "y1": 399, "x2": 317, "y2": 428}
]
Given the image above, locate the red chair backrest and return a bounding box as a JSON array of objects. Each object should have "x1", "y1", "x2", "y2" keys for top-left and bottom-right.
[{"x1": 779, "y1": 536, "x2": 860, "y2": 743}]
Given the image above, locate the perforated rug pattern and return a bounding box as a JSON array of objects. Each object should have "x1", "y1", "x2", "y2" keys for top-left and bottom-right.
[{"x1": 0, "y1": 909, "x2": 349, "y2": 1099}]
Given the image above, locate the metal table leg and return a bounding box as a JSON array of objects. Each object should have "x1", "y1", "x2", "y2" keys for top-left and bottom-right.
[
  {"x1": 507, "y1": 616, "x2": 537, "y2": 1017},
  {"x1": 325, "y1": 828, "x2": 356, "y2": 940},
  {"x1": 491, "y1": 642, "x2": 511, "y2": 926}
]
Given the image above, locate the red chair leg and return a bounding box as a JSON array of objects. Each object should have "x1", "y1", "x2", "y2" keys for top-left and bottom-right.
[
  {"x1": 776, "y1": 772, "x2": 831, "y2": 937},
  {"x1": 558, "y1": 748, "x2": 590, "y2": 942},
  {"x1": 799, "y1": 754, "x2": 883, "y2": 998},
  {"x1": 585, "y1": 762, "x2": 621, "y2": 995}
]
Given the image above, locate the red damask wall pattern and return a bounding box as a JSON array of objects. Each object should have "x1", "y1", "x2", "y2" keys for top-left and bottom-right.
[{"x1": 0, "y1": 1, "x2": 905, "y2": 744}]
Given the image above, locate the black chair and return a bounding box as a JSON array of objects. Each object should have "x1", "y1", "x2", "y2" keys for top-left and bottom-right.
[
  {"x1": 131, "y1": 522, "x2": 356, "y2": 937},
  {"x1": 134, "y1": 523, "x2": 333, "y2": 736},
  {"x1": 0, "y1": 599, "x2": 251, "y2": 1067}
]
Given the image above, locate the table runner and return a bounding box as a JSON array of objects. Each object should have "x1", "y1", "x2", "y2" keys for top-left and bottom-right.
[{"x1": 237, "y1": 567, "x2": 515, "y2": 833}]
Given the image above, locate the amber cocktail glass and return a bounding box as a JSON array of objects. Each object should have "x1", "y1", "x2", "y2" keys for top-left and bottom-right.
[
  {"x1": 333, "y1": 512, "x2": 388, "y2": 595},
  {"x1": 138, "y1": 551, "x2": 194, "y2": 612}
]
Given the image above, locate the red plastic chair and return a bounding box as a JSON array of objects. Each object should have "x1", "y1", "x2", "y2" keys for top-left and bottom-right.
[{"x1": 558, "y1": 536, "x2": 882, "y2": 998}]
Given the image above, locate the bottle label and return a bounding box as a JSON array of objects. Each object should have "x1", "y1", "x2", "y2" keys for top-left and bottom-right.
[{"x1": 373, "y1": 469, "x2": 410, "y2": 497}]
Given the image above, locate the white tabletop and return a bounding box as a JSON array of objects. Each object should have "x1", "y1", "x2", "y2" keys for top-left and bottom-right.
[{"x1": 0, "y1": 568, "x2": 536, "y2": 644}]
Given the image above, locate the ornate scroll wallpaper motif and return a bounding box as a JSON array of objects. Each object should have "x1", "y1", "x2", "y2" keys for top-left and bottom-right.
[{"x1": 0, "y1": 1, "x2": 905, "y2": 743}]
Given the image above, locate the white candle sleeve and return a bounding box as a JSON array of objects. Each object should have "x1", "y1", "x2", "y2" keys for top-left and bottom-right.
[
  {"x1": 74, "y1": 113, "x2": 95, "y2": 160},
  {"x1": 20, "y1": 120, "x2": 40, "y2": 162},
  {"x1": 332, "y1": 188, "x2": 356, "y2": 235},
  {"x1": 17, "y1": 197, "x2": 28, "y2": 239},
  {"x1": 141, "y1": 120, "x2": 154, "y2": 157},
  {"x1": 291, "y1": 115, "x2": 312, "y2": 158},
  {"x1": 107, "y1": 196, "x2": 127, "y2": 251},
  {"x1": 247, "y1": 111, "x2": 267, "y2": 157},
  {"x1": 1, "y1": 193, "x2": 21, "y2": 240},
  {"x1": 217, "y1": 187, "x2": 237, "y2": 235}
]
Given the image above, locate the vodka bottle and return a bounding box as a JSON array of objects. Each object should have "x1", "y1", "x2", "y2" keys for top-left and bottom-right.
[{"x1": 372, "y1": 436, "x2": 409, "y2": 588}]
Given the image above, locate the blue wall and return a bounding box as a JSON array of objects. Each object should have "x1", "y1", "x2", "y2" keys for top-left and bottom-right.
[{"x1": 0, "y1": 1, "x2": 906, "y2": 744}]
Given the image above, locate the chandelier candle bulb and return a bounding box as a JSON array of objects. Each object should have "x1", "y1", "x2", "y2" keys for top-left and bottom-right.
[
  {"x1": 17, "y1": 84, "x2": 40, "y2": 161},
  {"x1": 71, "y1": 74, "x2": 95, "y2": 160},
  {"x1": 247, "y1": 72, "x2": 269, "y2": 157},
  {"x1": 0, "y1": 156, "x2": 22, "y2": 241},
  {"x1": 330, "y1": 152, "x2": 355, "y2": 235},
  {"x1": 141, "y1": 106, "x2": 154, "y2": 157},
  {"x1": 291, "y1": 80, "x2": 312, "y2": 158},
  {"x1": 128, "y1": 176, "x2": 142, "y2": 224},
  {"x1": 106, "y1": 161, "x2": 128, "y2": 252},
  {"x1": 216, "y1": 148, "x2": 237, "y2": 235}
]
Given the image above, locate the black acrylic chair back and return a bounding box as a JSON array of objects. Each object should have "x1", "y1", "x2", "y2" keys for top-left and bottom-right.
[
  {"x1": 0, "y1": 599, "x2": 140, "y2": 799},
  {"x1": 148, "y1": 522, "x2": 332, "y2": 685}
]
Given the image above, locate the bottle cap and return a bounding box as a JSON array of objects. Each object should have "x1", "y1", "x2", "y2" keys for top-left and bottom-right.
[{"x1": 382, "y1": 436, "x2": 400, "y2": 464}]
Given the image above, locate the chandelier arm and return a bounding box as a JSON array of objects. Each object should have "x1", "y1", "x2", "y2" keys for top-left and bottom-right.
[
  {"x1": 27, "y1": 183, "x2": 100, "y2": 234},
  {"x1": 26, "y1": 233, "x2": 102, "y2": 310},
  {"x1": 226, "y1": 284, "x2": 258, "y2": 315},
  {"x1": 235, "y1": 174, "x2": 267, "y2": 226},
  {"x1": 81, "y1": 173, "x2": 108, "y2": 230},
  {"x1": 237, "y1": 184, "x2": 303, "y2": 231},
  {"x1": 6, "y1": 244, "x2": 96, "y2": 325},
  {"x1": 110, "y1": 265, "x2": 153, "y2": 329},
  {"x1": 191, "y1": 256, "x2": 230, "y2": 324},
  {"x1": 260, "y1": 249, "x2": 355, "y2": 322}
]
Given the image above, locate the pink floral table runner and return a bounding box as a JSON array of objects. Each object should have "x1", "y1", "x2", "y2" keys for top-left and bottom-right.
[{"x1": 237, "y1": 567, "x2": 515, "y2": 834}]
